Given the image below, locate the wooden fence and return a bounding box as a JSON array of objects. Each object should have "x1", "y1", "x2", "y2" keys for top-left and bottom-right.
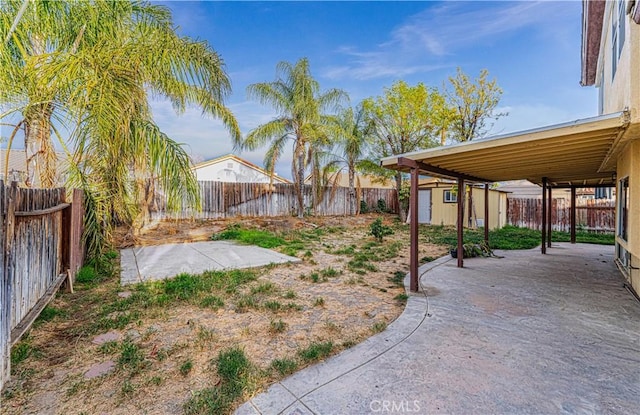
[
  {"x1": 1, "y1": 182, "x2": 84, "y2": 391},
  {"x1": 150, "y1": 181, "x2": 398, "y2": 220},
  {"x1": 507, "y1": 198, "x2": 615, "y2": 232}
]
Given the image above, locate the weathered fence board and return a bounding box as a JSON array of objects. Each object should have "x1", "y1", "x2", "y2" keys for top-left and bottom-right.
[
  {"x1": 508, "y1": 198, "x2": 615, "y2": 232},
  {"x1": 0, "y1": 184, "x2": 8, "y2": 390},
  {"x1": 1, "y1": 182, "x2": 84, "y2": 391},
  {"x1": 151, "y1": 181, "x2": 398, "y2": 220}
]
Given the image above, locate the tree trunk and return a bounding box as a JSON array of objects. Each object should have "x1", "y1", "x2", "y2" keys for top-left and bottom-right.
[
  {"x1": 23, "y1": 35, "x2": 57, "y2": 188},
  {"x1": 24, "y1": 103, "x2": 56, "y2": 188},
  {"x1": 395, "y1": 173, "x2": 407, "y2": 222},
  {"x1": 295, "y1": 145, "x2": 305, "y2": 218},
  {"x1": 348, "y1": 168, "x2": 356, "y2": 216}
]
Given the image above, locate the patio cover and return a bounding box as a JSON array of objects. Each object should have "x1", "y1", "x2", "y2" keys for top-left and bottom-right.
[
  {"x1": 381, "y1": 111, "x2": 630, "y2": 187},
  {"x1": 381, "y1": 111, "x2": 631, "y2": 291}
]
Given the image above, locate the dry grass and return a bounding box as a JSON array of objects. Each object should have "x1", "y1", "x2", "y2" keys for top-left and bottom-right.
[{"x1": 2, "y1": 214, "x2": 447, "y2": 415}]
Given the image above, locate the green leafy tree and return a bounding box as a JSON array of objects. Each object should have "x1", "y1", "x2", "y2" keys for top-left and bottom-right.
[
  {"x1": 322, "y1": 104, "x2": 375, "y2": 215},
  {"x1": 240, "y1": 58, "x2": 345, "y2": 218},
  {"x1": 445, "y1": 68, "x2": 506, "y2": 142},
  {"x1": 0, "y1": 0, "x2": 240, "y2": 256},
  {"x1": 363, "y1": 80, "x2": 449, "y2": 220}
]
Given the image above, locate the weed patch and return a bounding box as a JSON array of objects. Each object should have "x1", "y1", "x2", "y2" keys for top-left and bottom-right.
[
  {"x1": 298, "y1": 341, "x2": 333, "y2": 362},
  {"x1": 270, "y1": 358, "x2": 297, "y2": 376}
]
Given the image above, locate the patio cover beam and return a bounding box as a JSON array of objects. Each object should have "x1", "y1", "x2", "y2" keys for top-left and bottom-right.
[{"x1": 397, "y1": 157, "x2": 490, "y2": 183}]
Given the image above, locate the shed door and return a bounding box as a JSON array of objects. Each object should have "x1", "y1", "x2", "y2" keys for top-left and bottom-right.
[{"x1": 418, "y1": 190, "x2": 431, "y2": 224}]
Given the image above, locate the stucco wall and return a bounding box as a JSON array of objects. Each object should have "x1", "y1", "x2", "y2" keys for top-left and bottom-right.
[
  {"x1": 616, "y1": 140, "x2": 640, "y2": 293},
  {"x1": 600, "y1": 2, "x2": 640, "y2": 122},
  {"x1": 428, "y1": 187, "x2": 505, "y2": 230}
]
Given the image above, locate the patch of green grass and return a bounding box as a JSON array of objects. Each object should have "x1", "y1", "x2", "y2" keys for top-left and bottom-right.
[
  {"x1": 180, "y1": 359, "x2": 193, "y2": 376},
  {"x1": 184, "y1": 387, "x2": 231, "y2": 415},
  {"x1": 269, "y1": 319, "x2": 288, "y2": 334},
  {"x1": 371, "y1": 321, "x2": 387, "y2": 333},
  {"x1": 420, "y1": 224, "x2": 613, "y2": 250},
  {"x1": 89, "y1": 311, "x2": 141, "y2": 334},
  {"x1": 34, "y1": 305, "x2": 66, "y2": 325},
  {"x1": 120, "y1": 380, "x2": 135, "y2": 397},
  {"x1": 200, "y1": 295, "x2": 224, "y2": 310},
  {"x1": 75, "y1": 266, "x2": 99, "y2": 284},
  {"x1": 216, "y1": 347, "x2": 250, "y2": 382},
  {"x1": 118, "y1": 339, "x2": 146, "y2": 373},
  {"x1": 331, "y1": 245, "x2": 356, "y2": 255},
  {"x1": 98, "y1": 340, "x2": 120, "y2": 355},
  {"x1": 264, "y1": 300, "x2": 282, "y2": 312},
  {"x1": 235, "y1": 294, "x2": 259, "y2": 313},
  {"x1": 283, "y1": 290, "x2": 297, "y2": 299},
  {"x1": 394, "y1": 293, "x2": 409, "y2": 303},
  {"x1": 212, "y1": 225, "x2": 285, "y2": 249},
  {"x1": 298, "y1": 341, "x2": 333, "y2": 362},
  {"x1": 251, "y1": 282, "x2": 277, "y2": 295},
  {"x1": 270, "y1": 358, "x2": 298, "y2": 376},
  {"x1": 320, "y1": 267, "x2": 340, "y2": 278},
  {"x1": 285, "y1": 302, "x2": 303, "y2": 311},
  {"x1": 388, "y1": 271, "x2": 405, "y2": 287},
  {"x1": 552, "y1": 230, "x2": 615, "y2": 245},
  {"x1": 313, "y1": 297, "x2": 325, "y2": 307},
  {"x1": 10, "y1": 339, "x2": 36, "y2": 367}
]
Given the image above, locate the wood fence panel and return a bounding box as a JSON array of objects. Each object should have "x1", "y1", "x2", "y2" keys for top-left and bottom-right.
[
  {"x1": 0, "y1": 184, "x2": 8, "y2": 390},
  {"x1": 507, "y1": 198, "x2": 615, "y2": 232},
  {"x1": 1, "y1": 182, "x2": 84, "y2": 391},
  {"x1": 151, "y1": 181, "x2": 398, "y2": 220}
]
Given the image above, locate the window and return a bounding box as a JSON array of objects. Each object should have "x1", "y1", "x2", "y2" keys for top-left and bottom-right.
[
  {"x1": 618, "y1": 177, "x2": 629, "y2": 241},
  {"x1": 611, "y1": 0, "x2": 626, "y2": 80},
  {"x1": 443, "y1": 190, "x2": 457, "y2": 203}
]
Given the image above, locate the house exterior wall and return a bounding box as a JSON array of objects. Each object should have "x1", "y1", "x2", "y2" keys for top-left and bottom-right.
[
  {"x1": 194, "y1": 159, "x2": 276, "y2": 183},
  {"x1": 598, "y1": 1, "x2": 640, "y2": 122},
  {"x1": 596, "y1": 2, "x2": 640, "y2": 293},
  {"x1": 616, "y1": 139, "x2": 640, "y2": 293},
  {"x1": 427, "y1": 187, "x2": 505, "y2": 230}
]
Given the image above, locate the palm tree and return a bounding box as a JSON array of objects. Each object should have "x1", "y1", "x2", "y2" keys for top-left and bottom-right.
[
  {"x1": 240, "y1": 58, "x2": 345, "y2": 218},
  {"x1": 1, "y1": 0, "x2": 240, "y2": 256},
  {"x1": 323, "y1": 105, "x2": 374, "y2": 215}
]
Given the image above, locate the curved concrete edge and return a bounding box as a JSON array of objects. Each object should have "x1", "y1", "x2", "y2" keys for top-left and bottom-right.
[{"x1": 234, "y1": 255, "x2": 453, "y2": 415}]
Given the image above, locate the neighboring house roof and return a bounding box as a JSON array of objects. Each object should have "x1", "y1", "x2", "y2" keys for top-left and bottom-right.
[
  {"x1": 192, "y1": 154, "x2": 291, "y2": 184},
  {"x1": 580, "y1": 0, "x2": 606, "y2": 86},
  {"x1": 495, "y1": 180, "x2": 570, "y2": 199}
]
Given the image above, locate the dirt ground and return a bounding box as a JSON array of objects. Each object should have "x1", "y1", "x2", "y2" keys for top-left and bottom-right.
[{"x1": 2, "y1": 214, "x2": 447, "y2": 415}]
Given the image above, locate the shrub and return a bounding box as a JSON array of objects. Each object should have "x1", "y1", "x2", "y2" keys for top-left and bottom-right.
[{"x1": 369, "y1": 218, "x2": 393, "y2": 242}]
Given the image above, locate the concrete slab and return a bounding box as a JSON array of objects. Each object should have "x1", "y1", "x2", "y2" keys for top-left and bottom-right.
[
  {"x1": 236, "y1": 243, "x2": 640, "y2": 415},
  {"x1": 120, "y1": 240, "x2": 300, "y2": 285}
]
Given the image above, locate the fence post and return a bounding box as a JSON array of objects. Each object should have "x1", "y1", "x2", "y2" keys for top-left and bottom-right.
[{"x1": 1, "y1": 182, "x2": 16, "y2": 391}]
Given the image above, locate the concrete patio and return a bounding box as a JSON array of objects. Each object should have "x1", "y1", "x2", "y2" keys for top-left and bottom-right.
[
  {"x1": 120, "y1": 241, "x2": 300, "y2": 285},
  {"x1": 236, "y1": 243, "x2": 640, "y2": 415}
]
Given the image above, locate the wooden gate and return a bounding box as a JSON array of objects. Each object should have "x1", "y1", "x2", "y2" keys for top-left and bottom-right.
[{"x1": 0, "y1": 182, "x2": 84, "y2": 390}]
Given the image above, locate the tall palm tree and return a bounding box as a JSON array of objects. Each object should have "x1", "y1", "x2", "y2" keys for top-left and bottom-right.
[
  {"x1": 323, "y1": 105, "x2": 374, "y2": 215},
  {"x1": 1, "y1": 0, "x2": 240, "y2": 256},
  {"x1": 240, "y1": 58, "x2": 345, "y2": 218}
]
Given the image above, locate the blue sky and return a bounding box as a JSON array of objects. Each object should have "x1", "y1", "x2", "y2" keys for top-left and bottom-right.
[{"x1": 151, "y1": 0, "x2": 598, "y2": 180}]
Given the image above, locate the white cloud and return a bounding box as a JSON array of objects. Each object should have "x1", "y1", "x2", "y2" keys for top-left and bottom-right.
[{"x1": 322, "y1": 1, "x2": 574, "y2": 81}]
